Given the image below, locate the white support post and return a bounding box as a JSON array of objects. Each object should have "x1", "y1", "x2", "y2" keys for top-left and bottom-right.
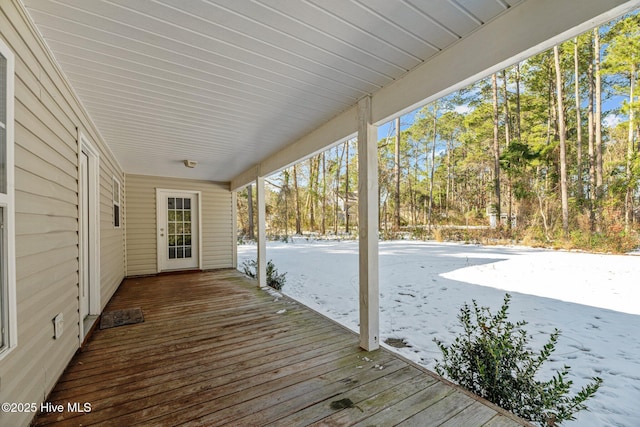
[
  {"x1": 357, "y1": 96, "x2": 380, "y2": 351},
  {"x1": 256, "y1": 176, "x2": 267, "y2": 288},
  {"x1": 231, "y1": 191, "x2": 238, "y2": 269}
]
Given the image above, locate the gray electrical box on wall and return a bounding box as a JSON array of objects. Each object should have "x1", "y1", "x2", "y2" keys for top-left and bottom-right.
[{"x1": 53, "y1": 313, "x2": 63, "y2": 339}]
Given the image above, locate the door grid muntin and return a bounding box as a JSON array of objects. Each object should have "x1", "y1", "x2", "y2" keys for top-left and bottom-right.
[{"x1": 167, "y1": 197, "x2": 192, "y2": 259}]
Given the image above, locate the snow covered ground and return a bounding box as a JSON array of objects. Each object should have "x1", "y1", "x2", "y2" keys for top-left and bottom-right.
[{"x1": 237, "y1": 240, "x2": 640, "y2": 427}]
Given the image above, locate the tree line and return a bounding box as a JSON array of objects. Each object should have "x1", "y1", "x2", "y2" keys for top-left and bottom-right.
[{"x1": 237, "y1": 13, "x2": 640, "y2": 252}]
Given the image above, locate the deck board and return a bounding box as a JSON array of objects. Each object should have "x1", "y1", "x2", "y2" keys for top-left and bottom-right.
[{"x1": 33, "y1": 270, "x2": 531, "y2": 426}]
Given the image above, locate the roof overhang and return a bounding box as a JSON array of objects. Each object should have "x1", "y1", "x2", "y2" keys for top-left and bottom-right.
[
  {"x1": 19, "y1": 0, "x2": 640, "y2": 190},
  {"x1": 231, "y1": 0, "x2": 640, "y2": 190}
]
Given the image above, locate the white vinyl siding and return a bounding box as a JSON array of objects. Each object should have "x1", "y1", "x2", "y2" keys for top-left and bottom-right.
[
  {"x1": 0, "y1": 2, "x2": 125, "y2": 425},
  {"x1": 126, "y1": 174, "x2": 234, "y2": 276}
]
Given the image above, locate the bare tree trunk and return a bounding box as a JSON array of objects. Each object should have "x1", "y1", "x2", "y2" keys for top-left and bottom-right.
[
  {"x1": 446, "y1": 136, "x2": 451, "y2": 213},
  {"x1": 492, "y1": 73, "x2": 501, "y2": 219},
  {"x1": 594, "y1": 28, "x2": 603, "y2": 194},
  {"x1": 502, "y1": 70, "x2": 513, "y2": 229},
  {"x1": 574, "y1": 37, "x2": 584, "y2": 201},
  {"x1": 587, "y1": 42, "x2": 597, "y2": 230},
  {"x1": 383, "y1": 201, "x2": 388, "y2": 233},
  {"x1": 394, "y1": 117, "x2": 401, "y2": 230},
  {"x1": 502, "y1": 70, "x2": 512, "y2": 144},
  {"x1": 334, "y1": 145, "x2": 343, "y2": 234},
  {"x1": 308, "y1": 156, "x2": 320, "y2": 231},
  {"x1": 322, "y1": 151, "x2": 326, "y2": 235},
  {"x1": 247, "y1": 184, "x2": 254, "y2": 240},
  {"x1": 535, "y1": 166, "x2": 551, "y2": 240},
  {"x1": 305, "y1": 158, "x2": 314, "y2": 231},
  {"x1": 625, "y1": 64, "x2": 636, "y2": 231},
  {"x1": 293, "y1": 164, "x2": 301, "y2": 235},
  {"x1": 427, "y1": 103, "x2": 438, "y2": 232},
  {"x1": 554, "y1": 45, "x2": 570, "y2": 235},
  {"x1": 345, "y1": 140, "x2": 350, "y2": 234},
  {"x1": 412, "y1": 146, "x2": 419, "y2": 226},
  {"x1": 515, "y1": 63, "x2": 522, "y2": 225},
  {"x1": 545, "y1": 59, "x2": 554, "y2": 231},
  {"x1": 515, "y1": 63, "x2": 522, "y2": 141},
  {"x1": 409, "y1": 174, "x2": 416, "y2": 228},
  {"x1": 283, "y1": 171, "x2": 290, "y2": 238}
]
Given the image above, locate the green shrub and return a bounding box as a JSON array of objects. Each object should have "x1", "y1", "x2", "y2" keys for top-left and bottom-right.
[
  {"x1": 241, "y1": 259, "x2": 287, "y2": 290},
  {"x1": 434, "y1": 294, "x2": 602, "y2": 426}
]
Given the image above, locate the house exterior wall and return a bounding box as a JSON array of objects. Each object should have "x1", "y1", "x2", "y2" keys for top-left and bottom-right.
[
  {"x1": 0, "y1": 2, "x2": 126, "y2": 426},
  {"x1": 125, "y1": 174, "x2": 234, "y2": 276},
  {"x1": 100, "y1": 171, "x2": 125, "y2": 305}
]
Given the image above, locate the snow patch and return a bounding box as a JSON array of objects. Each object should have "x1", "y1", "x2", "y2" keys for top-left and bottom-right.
[{"x1": 238, "y1": 241, "x2": 640, "y2": 427}]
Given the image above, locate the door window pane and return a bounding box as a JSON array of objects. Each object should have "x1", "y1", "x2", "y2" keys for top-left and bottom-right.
[
  {"x1": 113, "y1": 204, "x2": 120, "y2": 227},
  {"x1": 166, "y1": 195, "x2": 194, "y2": 262}
]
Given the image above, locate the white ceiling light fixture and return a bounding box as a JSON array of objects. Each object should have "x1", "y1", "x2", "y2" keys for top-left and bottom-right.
[{"x1": 184, "y1": 160, "x2": 198, "y2": 168}]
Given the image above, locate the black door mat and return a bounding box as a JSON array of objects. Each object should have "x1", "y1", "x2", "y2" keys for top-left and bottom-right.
[{"x1": 100, "y1": 308, "x2": 144, "y2": 329}]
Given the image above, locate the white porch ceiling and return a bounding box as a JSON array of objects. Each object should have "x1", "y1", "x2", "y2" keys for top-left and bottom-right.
[
  {"x1": 22, "y1": 0, "x2": 523, "y2": 181},
  {"x1": 21, "y1": 0, "x2": 639, "y2": 185}
]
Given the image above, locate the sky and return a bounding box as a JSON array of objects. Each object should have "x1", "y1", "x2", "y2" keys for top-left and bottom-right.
[{"x1": 375, "y1": 88, "x2": 628, "y2": 145}]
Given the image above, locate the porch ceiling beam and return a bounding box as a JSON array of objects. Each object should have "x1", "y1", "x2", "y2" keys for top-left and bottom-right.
[
  {"x1": 229, "y1": 0, "x2": 639, "y2": 192},
  {"x1": 230, "y1": 106, "x2": 357, "y2": 191},
  {"x1": 231, "y1": 165, "x2": 259, "y2": 192},
  {"x1": 372, "y1": 0, "x2": 640, "y2": 123}
]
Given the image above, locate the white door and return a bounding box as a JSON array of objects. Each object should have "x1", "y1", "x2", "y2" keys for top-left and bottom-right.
[
  {"x1": 78, "y1": 134, "x2": 100, "y2": 341},
  {"x1": 157, "y1": 190, "x2": 200, "y2": 271},
  {"x1": 79, "y1": 150, "x2": 90, "y2": 318}
]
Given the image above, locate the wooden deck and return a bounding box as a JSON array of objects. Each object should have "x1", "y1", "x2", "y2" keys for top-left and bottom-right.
[{"x1": 34, "y1": 270, "x2": 531, "y2": 427}]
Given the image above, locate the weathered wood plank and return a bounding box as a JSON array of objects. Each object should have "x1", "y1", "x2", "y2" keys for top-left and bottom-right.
[
  {"x1": 439, "y1": 401, "x2": 499, "y2": 427},
  {"x1": 61, "y1": 349, "x2": 364, "y2": 426},
  {"x1": 350, "y1": 378, "x2": 454, "y2": 426},
  {"x1": 187, "y1": 355, "x2": 405, "y2": 427},
  {"x1": 50, "y1": 324, "x2": 346, "y2": 398},
  {"x1": 75, "y1": 311, "x2": 316, "y2": 361},
  {"x1": 311, "y1": 375, "x2": 438, "y2": 427},
  {"x1": 396, "y1": 390, "x2": 475, "y2": 426},
  {"x1": 62, "y1": 316, "x2": 343, "y2": 383},
  {"x1": 484, "y1": 413, "x2": 531, "y2": 427},
  {"x1": 32, "y1": 271, "x2": 531, "y2": 427},
  {"x1": 272, "y1": 364, "x2": 423, "y2": 427},
  {"x1": 50, "y1": 329, "x2": 352, "y2": 402}
]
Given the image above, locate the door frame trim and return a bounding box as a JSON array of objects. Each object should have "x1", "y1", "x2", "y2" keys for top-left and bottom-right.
[
  {"x1": 156, "y1": 188, "x2": 202, "y2": 272},
  {"x1": 78, "y1": 132, "x2": 101, "y2": 342}
]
